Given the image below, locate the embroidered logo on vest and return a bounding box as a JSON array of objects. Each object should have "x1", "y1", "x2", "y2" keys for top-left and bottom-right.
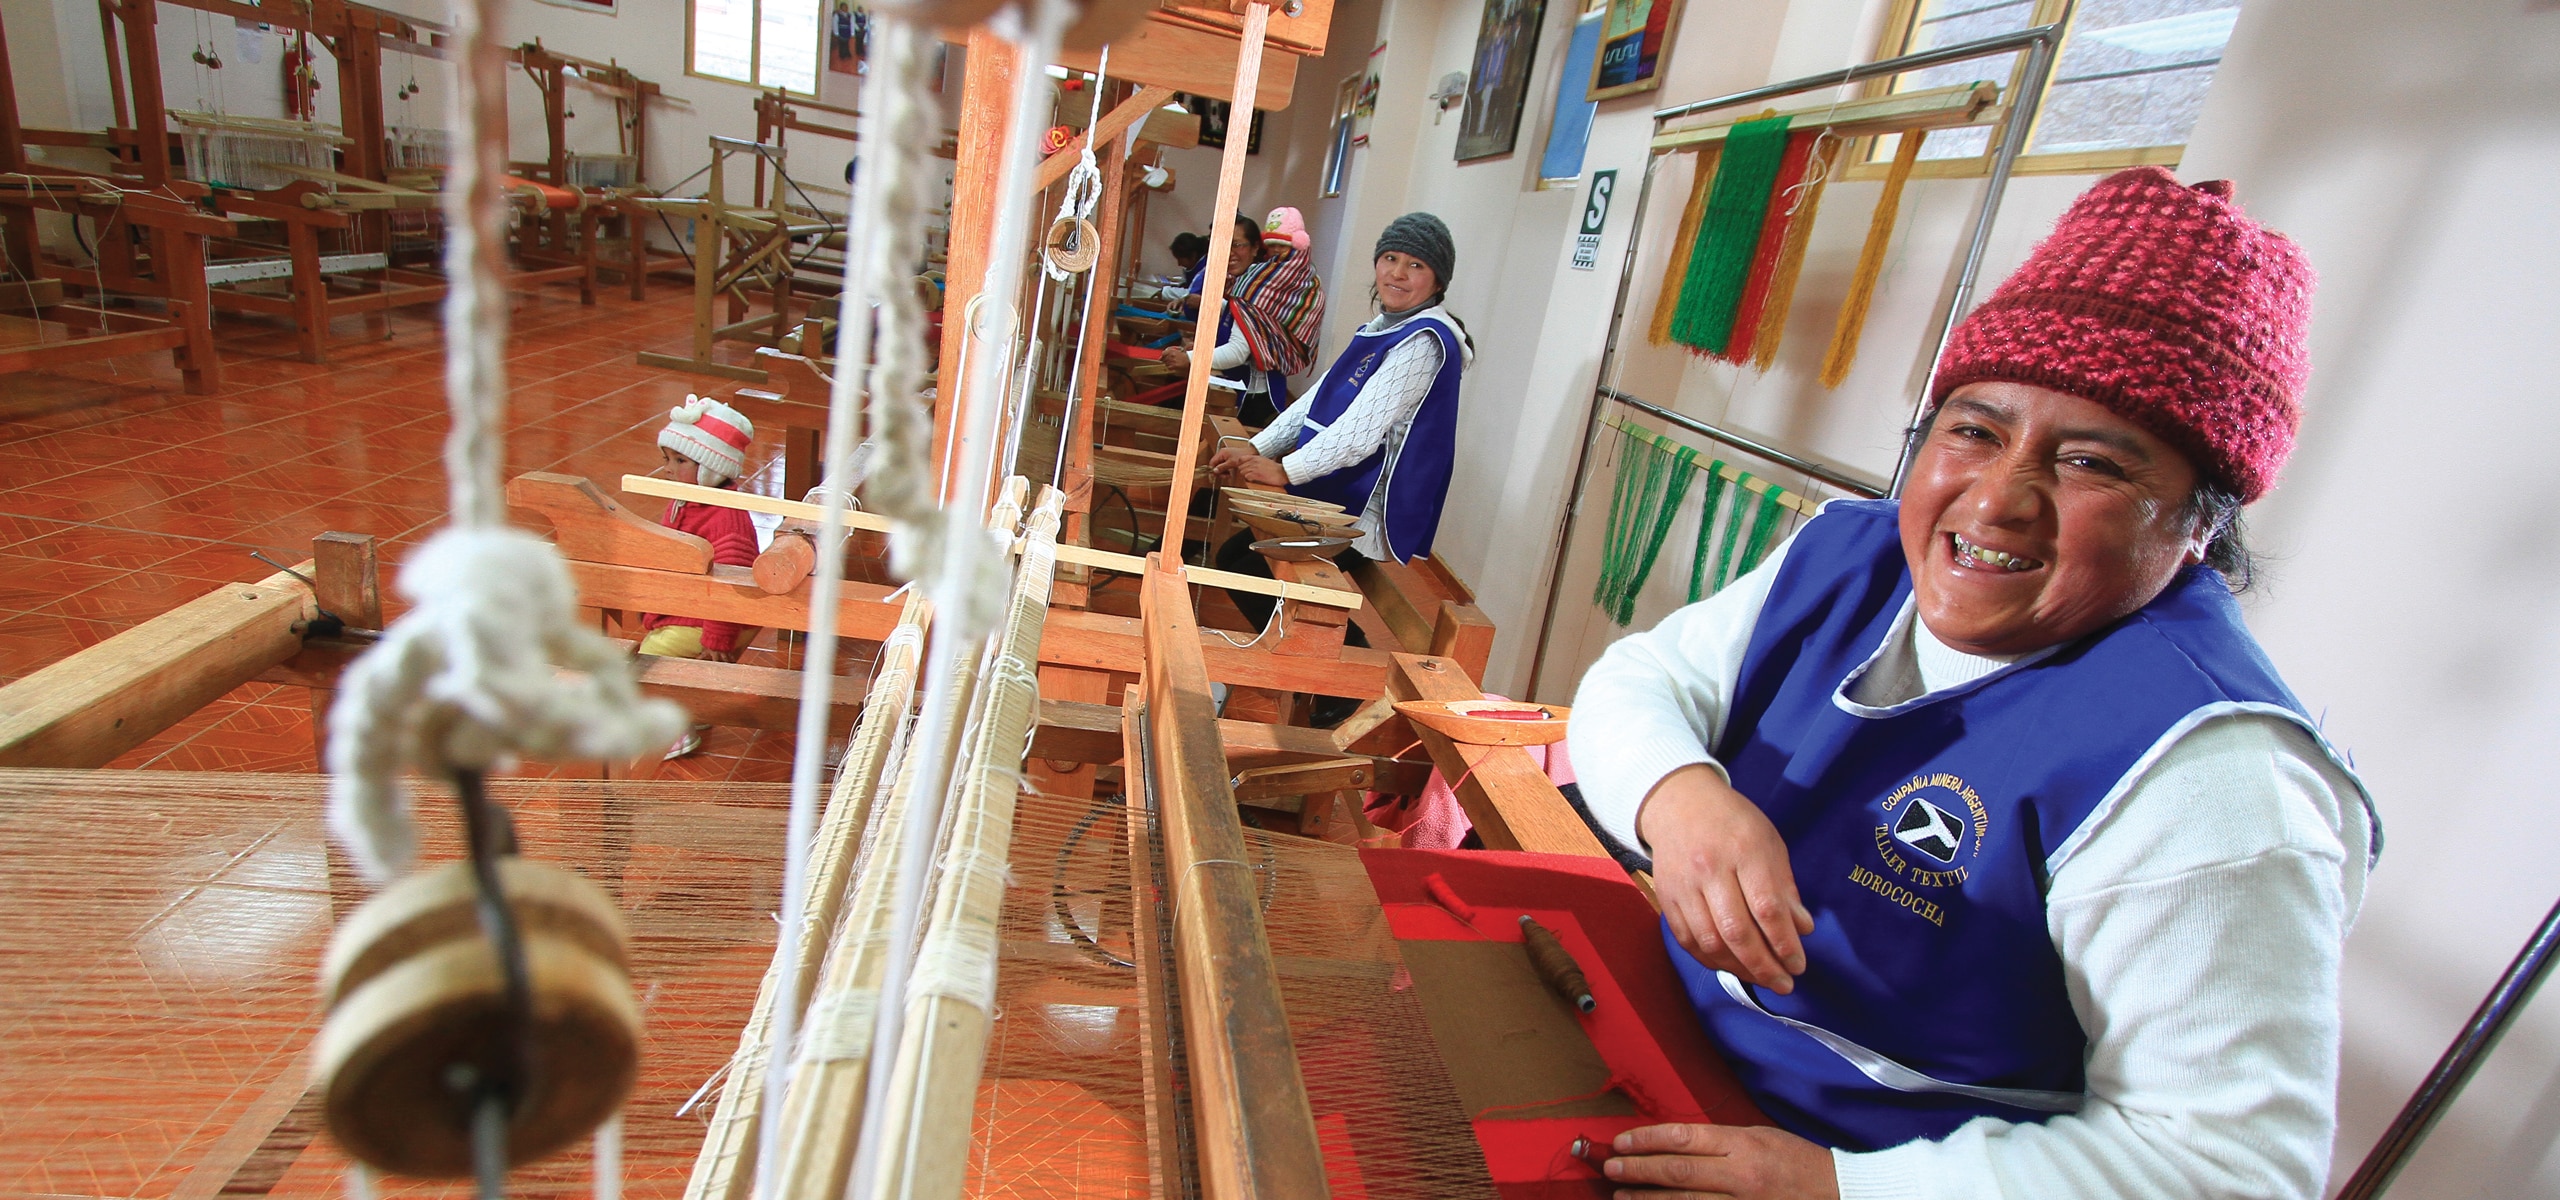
[{"x1": 1862, "y1": 773, "x2": 1992, "y2": 913}]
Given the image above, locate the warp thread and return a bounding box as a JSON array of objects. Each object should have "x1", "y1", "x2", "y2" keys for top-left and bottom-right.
[
  {"x1": 1712, "y1": 129, "x2": 1818, "y2": 366},
  {"x1": 1819, "y1": 128, "x2": 1926, "y2": 388},
  {"x1": 1668, "y1": 115, "x2": 1791, "y2": 356}
]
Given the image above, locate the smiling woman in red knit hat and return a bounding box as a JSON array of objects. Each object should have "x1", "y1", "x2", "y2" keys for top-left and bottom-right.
[{"x1": 1568, "y1": 168, "x2": 2379, "y2": 1199}]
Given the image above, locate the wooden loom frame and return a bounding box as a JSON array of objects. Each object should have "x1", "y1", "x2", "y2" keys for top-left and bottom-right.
[{"x1": 0, "y1": 14, "x2": 229, "y2": 393}]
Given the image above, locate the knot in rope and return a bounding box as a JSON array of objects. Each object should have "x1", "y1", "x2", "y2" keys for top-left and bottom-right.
[{"x1": 326, "y1": 528, "x2": 688, "y2": 880}]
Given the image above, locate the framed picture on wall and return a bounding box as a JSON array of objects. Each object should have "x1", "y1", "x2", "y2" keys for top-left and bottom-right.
[
  {"x1": 534, "y1": 0, "x2": 616, "y2": 12},
  {"x1": 1455, "y1": 0, "x2": 1550, "y2": 161},
  {"x1": 1586, "y1": 0, "x2": 1682, "y2": 101},
  {"x1": 1179, "y1": 93, "x2": 1267, "y2": 154}
]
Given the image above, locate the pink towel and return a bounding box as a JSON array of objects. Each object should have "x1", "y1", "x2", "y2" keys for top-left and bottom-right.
[{"x1": 1363, "y1": 697, "x2": 1574, "y2": 850}]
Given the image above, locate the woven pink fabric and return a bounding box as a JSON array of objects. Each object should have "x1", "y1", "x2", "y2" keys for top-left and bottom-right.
[
  {"x1": 1364, "y1": 700, "x2": 1577, "y2": 850},
  {"x1": 1930, "y1": 167, "x2": 2316, "y2": 501}
]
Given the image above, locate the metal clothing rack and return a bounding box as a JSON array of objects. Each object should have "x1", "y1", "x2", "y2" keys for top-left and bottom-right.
[{"x1": 1521, "y1": 18, "x2": 2071, "y2": 699}]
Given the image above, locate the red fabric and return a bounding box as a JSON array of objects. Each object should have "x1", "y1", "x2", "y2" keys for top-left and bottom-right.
[
  {"x1": 1712, "y1": 130, "x2": 1816, "y2": 366},
  {"x1": 1930, "y1": 166, "x2": 2316, "y2": 500},
  {"x1": 642, "y1": 492, "x2": 760, "y2": 653},
  {"x1": 691, "y1": 412, "x2": 752, "y2": 450},
  {"x1": 1360, "y1": 850, "x2": 1769, "y2": 1196},
  {"x1": 1363, "y1": 699, "x2": 1575, "y2": 850}
]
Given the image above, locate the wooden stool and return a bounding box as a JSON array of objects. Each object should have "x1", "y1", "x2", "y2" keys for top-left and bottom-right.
[{"x1": 315, "y1": 858, "x2": 640, "y2": 1178}]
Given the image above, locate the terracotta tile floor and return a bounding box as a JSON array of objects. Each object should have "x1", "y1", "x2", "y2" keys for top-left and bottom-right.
[{"x1": 0, "y1": 283, "x2": 826, "y2": 783}]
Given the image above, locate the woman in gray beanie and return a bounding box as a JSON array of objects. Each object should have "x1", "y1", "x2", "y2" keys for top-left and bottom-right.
[
  {"x1": 1210, "y1": 215, "x2": 1473, "y2": 725},
  {"x1": 1211, "y1": 212, "x2": 1473, "y2": 576}
]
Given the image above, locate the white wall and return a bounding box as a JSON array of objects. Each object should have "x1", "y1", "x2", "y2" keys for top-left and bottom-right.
[{"x1": 2176, "y1": 0, "x2": 2560, "y2": 1192}]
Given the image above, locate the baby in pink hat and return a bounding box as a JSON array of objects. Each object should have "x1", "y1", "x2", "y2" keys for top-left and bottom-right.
[{"x1": 1262, "y1": 206, "x2": 1311, "y2": 254}]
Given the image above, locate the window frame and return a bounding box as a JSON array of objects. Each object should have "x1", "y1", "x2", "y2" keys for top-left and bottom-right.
[
  {"x1": 685, "y1": 0, "x2": 827, "y2": 101},
  {"x1": 1845, "y1": 0, "x2": 2218, "y2": 180}
]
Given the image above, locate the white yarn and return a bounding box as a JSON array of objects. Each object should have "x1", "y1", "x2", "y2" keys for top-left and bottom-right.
[
  {"x1": 324, "y1": 0, "x2": 688, "y2": 881},
  {"x1": 1041, "y1": 48, "x2": 1110, "y2": 284},
  {"x1": 799, "y1": 989, "x2": 882, "y2": 1064},
  {"x1": 903, "y1": 910, "x2": 1003, "y2": 1011},
  {"x1": 326, "y1": 531, "x2": 689, "y2": 879}
]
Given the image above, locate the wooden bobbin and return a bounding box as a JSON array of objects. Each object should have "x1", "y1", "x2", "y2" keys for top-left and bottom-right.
[
  {"x1": 315, "y1": 858, "x2": 641, "y2": 1179},
  {"x1": 754, "y1": 524, "x2": 821, "y2": 594},
  {"x1": 1045, "y1": 216, "x2": 1102, "y2": 275}
]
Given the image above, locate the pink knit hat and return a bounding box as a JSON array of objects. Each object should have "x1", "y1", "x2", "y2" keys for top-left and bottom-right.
[
  {"x1": 1263, "y1": 206, "x2": 1310, "y2": 252},
  {"x1": 1930, "y1": 167, "x2": 2315, "y2": 501},
  {"x1": 659, "y1": 395, "x2": 755, "y2": 485}
]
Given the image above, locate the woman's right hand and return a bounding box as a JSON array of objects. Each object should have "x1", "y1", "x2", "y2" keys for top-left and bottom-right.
[{"x1": 1640, "y1": 765, "x2": 1814, "y2": 994}]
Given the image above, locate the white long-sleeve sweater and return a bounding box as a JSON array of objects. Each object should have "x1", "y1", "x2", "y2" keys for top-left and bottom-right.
[
  {"x1": 1566, "y1": 533, "x2": 2375, "y2": 1200},
  {"x1": 1251, "y1": 308, "x2": 1460, "y2": 561}
]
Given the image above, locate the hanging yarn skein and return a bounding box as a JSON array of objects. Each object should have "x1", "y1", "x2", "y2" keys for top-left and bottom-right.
[
  {"x1": 1712, "y1": 129, "x2": 1817, "y2": 366},
  {"x1": 1647, "y1": 147, "x2": 1718, "y2": 348},
  {"x1": 1667, "y1": 115, "x2": 1791, "y2": 356},
  {"x1": 325, "y1": 0, "x2": 684, "y2": 881},
  {"x1": 1819, "y1": 128, "x2": 1925, "y2": 388},
  {"x1": 1750, "y1": 133, "x2": 1844, "y2": 372},
  {"x1": 1685, "y1": 459, "x2": 1733, "y2": 604},
  {"x1": 1593, "y1": 428, "x2": 1696, "y2": 627}
]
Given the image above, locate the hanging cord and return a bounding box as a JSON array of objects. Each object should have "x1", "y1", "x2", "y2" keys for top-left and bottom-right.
[
  {"x1": 323, "y1": 10, "x2": 686, "y2": 1189},
  {"x1": 745, "y1": 8, "x2": 951, "y2": 1198},
  {"x1": 846, "y1": 1, "x2": 1073, "y2": 1197},
  {"x1": 1046, "y1": 50, "x2": 1113, "y2": 491},
  {"x1": 1040, "y1": 47, "x2": 1110, "y2": 284}
]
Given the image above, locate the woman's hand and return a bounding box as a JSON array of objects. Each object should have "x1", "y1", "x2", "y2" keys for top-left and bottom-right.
[
  {"x1": 1604, "y1": 1123, "x2": 1840, "y2": 1199},
  {"x1": 1212, "y1": 448, "x2": 1288, "y2": 488},
  {"x1": 1640, "y1": 765, "x2": 1814, "y2": 993},
  {"x1": 1162, "y1": 346, "x2": 1191, "y2": 374}
]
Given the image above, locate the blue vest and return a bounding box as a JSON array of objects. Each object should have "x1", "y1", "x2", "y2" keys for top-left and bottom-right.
[
  {"x1": 1673, "y1": 499, "x2": 2367, "y2": 1150},
  {"x1": 1290, "y1": 309, "x2": 1464, "y2": 562}
]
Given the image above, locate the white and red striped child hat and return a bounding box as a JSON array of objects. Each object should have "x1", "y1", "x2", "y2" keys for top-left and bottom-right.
[{"x1": 658, "y1": 395, "x2": 756, "y2": 486}]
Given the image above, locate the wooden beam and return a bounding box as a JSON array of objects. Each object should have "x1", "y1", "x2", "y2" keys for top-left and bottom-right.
[
  {"x1": 1050, "y1": 19, "x2": 1300, "y2": 111},
  {"x1": 0, "y1": 566, "x2": 317, "y2": 768},
  {"x1": 619, "y1": 474, "x2": 1364, "y2": 609},
  {"x1": 1157, "y1": 3, "x2": 1268, "y2": 554},
  {"x1": 1031, "y1": 697, "x2": 1433, "y2": 794},
  {"x1": 1652, "y1": 81, "x2": 2000, "y2": 152},
  {"x1": 1136, "y1": 557, "x2": 1330, "y2": 1199},
  {"x1": 1385, "y1": 653, "x2": 1609, "y2": 858},
  {"x1": 562, "y1": 560, "x2": 903, "y2": 640},
  {"x1": 1032, "y1": 84, "x2": 1174, "y2": 193},
  {"x1": 1041, "y1": 606, "x2": 1387, "y2": 697},
  {"x1": 510, "y1": 473, "x2": 716, "y2": 572}
]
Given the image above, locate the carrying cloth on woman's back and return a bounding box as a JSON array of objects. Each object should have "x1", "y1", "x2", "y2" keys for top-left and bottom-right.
[{"x1": 1230, "y1": 248, "x2": 1327, "y2": 377}]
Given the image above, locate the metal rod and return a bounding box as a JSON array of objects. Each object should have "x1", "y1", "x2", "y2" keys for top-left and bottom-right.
[
  {"x1": 1524, "y1": 16, "x2": 2068, "y2": 700},
  {"x1": 1890, "y1": 4, "x2": 2067, "y2": 494},
  {"x1": 1653, "y1": 23, "x2": 2061, "y2": 122},
  {"x1": 1606, "y1": 389, "x2": 1889, "y2": 497},
  {"x1": 2335, "y1": 892, "x2": 2560, "y2": 1200},
  {"x1": 1520, "y1": 152, "x2": 1663, "y2": 702}
]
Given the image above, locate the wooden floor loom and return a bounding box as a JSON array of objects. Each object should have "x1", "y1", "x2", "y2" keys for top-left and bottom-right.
[{"x1": 0, "y1": 460, "x2": 1769, "y2": 1197}]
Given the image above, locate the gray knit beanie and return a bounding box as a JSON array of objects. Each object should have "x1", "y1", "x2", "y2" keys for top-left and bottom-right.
[{"x1": 1374, "y1": 212, "x2": 1455, "y2": 293}]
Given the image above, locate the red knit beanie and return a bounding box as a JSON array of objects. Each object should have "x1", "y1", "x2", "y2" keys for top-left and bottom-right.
[{"x1": 1930, "y1": 167, "x2": 2315, "y2": 502}]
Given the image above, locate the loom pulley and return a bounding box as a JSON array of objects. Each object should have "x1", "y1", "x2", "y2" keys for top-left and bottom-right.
[{"x1": 313, "y1": 771, "x2": 640, "y2": 1183}]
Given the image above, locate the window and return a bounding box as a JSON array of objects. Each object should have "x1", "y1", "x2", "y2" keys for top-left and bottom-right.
[
  {"x1": 690, "y1": 0, "x2": 822, "y2": 96},
  {"x1": 1863, "y1": 0, "x2": 2242, "y2": 174}
]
